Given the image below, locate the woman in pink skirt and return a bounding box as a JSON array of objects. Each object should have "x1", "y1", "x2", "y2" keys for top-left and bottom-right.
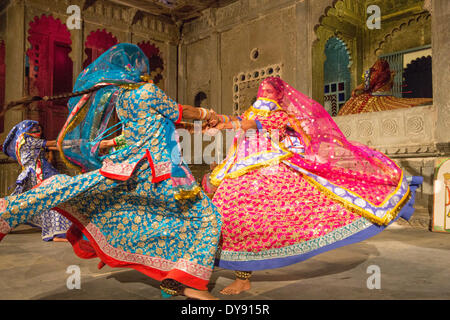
[{"x1": 208, "y1": 77, "x2": 420, "y2": 295}]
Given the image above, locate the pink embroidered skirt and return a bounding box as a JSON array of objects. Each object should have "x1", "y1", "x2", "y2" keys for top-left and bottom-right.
[{"x1": 212, "y1": 162, "x2": 416, "y2": 271}]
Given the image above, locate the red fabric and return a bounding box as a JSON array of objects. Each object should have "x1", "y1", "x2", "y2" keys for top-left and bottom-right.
[
  {"x1": 54, "y1": 207, "x2": 208, "y2": 290},
  {"x1": 98, "y1": 170, "x2": 133, "y2": 181},
  {"x1": 98, "y1": 148, "x2": 171, "y2": 182},
  {"x1": 0, "y1": 233, "x2": 5, "y2": 241},
  {"x1": 146, "y1": 149, "x2": 171, "y2": 183},
  {"x1": 66, "y1": 225, "x2": 97, "y2": 259},
  {"x1": 175, "y1": 104, "x2": 183, "y2": 124},
  {"x1": 99, "y1": 155, "x2": 147, "y2": 181},
  {"x1": 369, "y1": 59, "x2": 391, "y2": 93},
  {"x1": 258, "y1": 110, "x2": 289, "y2": 140}
]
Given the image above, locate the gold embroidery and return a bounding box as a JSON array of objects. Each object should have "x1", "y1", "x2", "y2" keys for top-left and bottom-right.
[
  {"x1": 174, "y1": 186, "x2": 202, "y2": 200},
  {"x1": 302, "y1": 172, "x2": 410, "y2": 226},
  {"x1": 118, "y1": 82, "x2": 146, "y2": 90}
]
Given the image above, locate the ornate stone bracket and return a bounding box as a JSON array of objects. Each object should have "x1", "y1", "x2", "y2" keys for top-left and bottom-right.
[{"x1": 374, "y1": 12, "x2": 431, "y2": 56}]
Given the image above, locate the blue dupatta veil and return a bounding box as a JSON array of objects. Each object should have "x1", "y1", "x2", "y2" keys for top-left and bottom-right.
[{"x1": 59, "y1": 43, "x2": 150, "y2": 172}]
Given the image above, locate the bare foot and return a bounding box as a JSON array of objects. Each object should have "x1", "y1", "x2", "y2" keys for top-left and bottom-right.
[
  {"x1": 53, "y1": 237, "x2": 68, "y2": 242},
  {"x1": 220, "y1": 279, "x2": 251, "y2": 295},
  {"x1": 184, "y1": 288, "x2": 219, "y2": 300}
]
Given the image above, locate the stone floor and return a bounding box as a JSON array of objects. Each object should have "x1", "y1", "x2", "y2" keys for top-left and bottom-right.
[{"x1": 0, "y1": 222, "x2": 449, "y2": 300}]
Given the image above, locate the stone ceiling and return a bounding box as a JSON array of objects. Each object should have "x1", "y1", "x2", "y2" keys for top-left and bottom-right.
[{"x1": 108, "y1": 0, "x2": 238, "y2": 22}]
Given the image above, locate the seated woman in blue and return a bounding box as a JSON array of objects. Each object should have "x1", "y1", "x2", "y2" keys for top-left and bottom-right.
[{"x1": 2, "y1": 121, "x2": 72, "y2": 241}]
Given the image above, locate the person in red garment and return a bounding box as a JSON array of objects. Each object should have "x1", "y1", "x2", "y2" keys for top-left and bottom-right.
[{"x1": 338, "y1": 59, "x2": 432, "y2": 115}]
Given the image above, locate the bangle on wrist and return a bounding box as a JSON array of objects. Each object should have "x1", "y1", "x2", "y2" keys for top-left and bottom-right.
[
  {"x1": 199, "y1": 108, "x2": 207, "y2": 120},
  {"x1": 231, "y1": 119, "x2": 242, "y2": 130},
  {"x1": 208, "y1": 109, "x2": 216, "y2": 121},
  {"x1": 220, "y1": 115, "x2": 231, "y2": 123}
]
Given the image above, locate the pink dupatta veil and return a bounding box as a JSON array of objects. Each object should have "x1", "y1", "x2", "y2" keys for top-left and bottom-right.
[{"x1": 258, "y1": 77, "x2": 409, "y2": 225}]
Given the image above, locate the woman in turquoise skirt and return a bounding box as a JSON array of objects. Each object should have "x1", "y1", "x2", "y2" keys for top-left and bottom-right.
[{"x1": 0, "y1": 43, "x2": 221, "y2": 300}]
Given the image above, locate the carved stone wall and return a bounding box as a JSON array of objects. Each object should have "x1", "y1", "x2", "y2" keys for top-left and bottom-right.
[
  {"x1": 180, "y1": 0, "x2": 450, "y2": 229},
  {"x1": 186, "y1": 37, "x2": 212, "y2": 108},
  {"x1": 1, "y1": 0, "x2": 448, "y2": 229},
  {"x1": 432, "y1": 0, "x2": 450, "y2": 146},
  {"x1": 368, "y1": 12, "x2": 432, "y2": 71},
  {"x1": 0, "y1": 10, "x2": 6, "y2": 38},
  {"x1": 0, "y1": 0, "x2": 179, "y2": 142},
  {"x1": 0, "y1": 0, "x2": 180, "y2": 195},
  {"x1": 181, "y1": 2, "x2": 297, "y2": 116},
  {"x1": 0, "y1": 159, "x2": 20, "y2": 198},
  {"x1": 334, "y1": 105, "x2": 435, "y2": 152}
]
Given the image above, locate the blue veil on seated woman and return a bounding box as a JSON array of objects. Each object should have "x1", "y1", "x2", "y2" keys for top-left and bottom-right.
[{"x1": 0, "y1": 43, "x2": 221, "y2": 293}]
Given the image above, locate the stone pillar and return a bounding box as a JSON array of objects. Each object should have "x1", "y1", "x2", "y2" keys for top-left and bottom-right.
[
  {"x1": 432, "y1": 0, "x2": 450, "y2": 154},
  {"x1": 295, "y1": 0, "x2": 312, "y2": 96},
  {"x1": 165, "y1": 41, "x2": 178, "y2": 100},
  {"x1": 177, "y1": 41, "x2": 187, "y2": 104},
  {"x1": 2, "y1": 0, "x2": 25, "y2": 142},
  {"x1": 354, "y1": 27, "x2": 364, "y2": 92},
  {"x1": 70, "y1": 26, "x2": 83, "y2": 87},
  {"x1": 209, "y1": 31, "x2": 222, "y2": 113}
]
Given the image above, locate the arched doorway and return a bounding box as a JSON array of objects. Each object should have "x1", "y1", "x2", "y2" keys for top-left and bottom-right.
[
  {"x1": 27, "y1": 14, "x2": 73, "y2": 139},
  {"x1": 194, "y1": 91, "x2": 208, "y2": 107},
  {"x1": 403, "y1": 55, "x2": 432, "y2": 98},
  {"x1": 313, "y1": 0, "x2": 430, "y2": 112},
  {"x1": 137, "y1": 41, "x2": 164, "y2": 90},
  {"x1": 83, "y1": 29, "x2": 118, "y2": 69},
  {"x1": 323, "y1": 37, "x2": 351, "y2": 116}
]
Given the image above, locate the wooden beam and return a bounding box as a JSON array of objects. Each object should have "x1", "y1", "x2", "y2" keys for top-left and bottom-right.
[
  {"x1": 83, "y1": 0, "x2": 98, "y2": 11},
  {"x1": 107, "y1": 0, "x2": 175, "y2": 24},
  {"x1": 131, "y1": 10, "x2": 144, "y2": 25}
]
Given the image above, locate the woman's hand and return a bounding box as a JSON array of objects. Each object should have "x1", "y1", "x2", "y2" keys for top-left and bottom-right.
[
  {"x1": 204, "y1": 122, "x2": 225, "y2": 136},
  {"x1": 241, "y1": 119, "x2": 257, "y2": 131},
  {"x1": 100, "y1": 139, "x2": 115, "y2": 150},
  {"x1": 208, "y1": 112, "x2": 220, "y2": 127}
]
